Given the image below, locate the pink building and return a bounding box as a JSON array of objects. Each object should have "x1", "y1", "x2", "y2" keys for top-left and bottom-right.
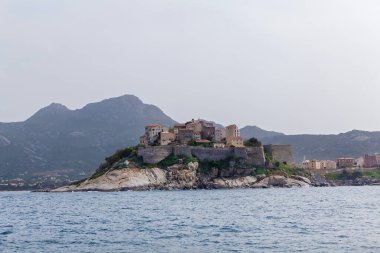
[{"x1": 364, "y1": 154, "x2": 379, "y2": 168}]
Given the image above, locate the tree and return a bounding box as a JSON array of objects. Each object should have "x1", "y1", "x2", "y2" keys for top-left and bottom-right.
[{"x1": 244, "y1": 137, "x2": 262, "y2": 147}]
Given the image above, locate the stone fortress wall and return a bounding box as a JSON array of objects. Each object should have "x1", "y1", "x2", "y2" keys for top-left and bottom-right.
[
  {"x1": 264, "y1": 144, "x2": 294, "y2": 165},
  {"x1": 138, "y1": 145, "x2": 293, "y2": 168}
]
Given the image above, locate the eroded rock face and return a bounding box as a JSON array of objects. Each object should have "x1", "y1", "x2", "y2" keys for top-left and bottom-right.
[
  {"x1": 53, "y1": 167, "x2": 167, "y2": 192},
  {"x1": 53, "y1": 163, "x2": 311, "y2": 192},
  {"x1": 53, "y1": 162, "x2": 199, "y2": 192},
  {"x1": 253, "y1": 175, "x2": 310, "y2": 188},
  {"x1": 164, "y1": 162, "x2": 198, "y2": 189},
  {"x1": 290, "y1": 175, "x2": 312, "y2": 185},
  {"x1": 210, "y1": 176, "x2": 258, "y2": 189}
]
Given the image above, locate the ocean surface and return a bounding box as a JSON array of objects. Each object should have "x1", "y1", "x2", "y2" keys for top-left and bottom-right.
[{"x1": 1, "y1": 187, "x2": 380, "y2": 253}]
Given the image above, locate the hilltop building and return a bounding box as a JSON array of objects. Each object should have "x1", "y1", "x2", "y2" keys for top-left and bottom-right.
[
  {"x1": 215, "y1": 128, "x2": 226, "y2": 142},
  {"x1": 320, "y1": 160, "x2": 337, "y2": 170},
  {"x1": 138, "y1": 119, "x2": 295, "y2": 167},
  {"x1": 337, "y1": 157, "x2": 356, "y2": 168},
  {"x1": 160, "y1": 132, "x2": 176, "y2": 146},
  {"x1": 363, "y1": 154, "x2": 380, "y2": 168},
  {"x1": 302, "y1": 160, "x2": 337, "y2": 170},
  {"x1": 140, "y1": 124, "x2": 168, "y2": 145},
  {"x1": 140, "y1": 119, "x2": 244, "y2": 148}
]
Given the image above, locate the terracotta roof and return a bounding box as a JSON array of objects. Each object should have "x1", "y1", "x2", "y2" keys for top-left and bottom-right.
[{"x1": 146, "y1": 124, "x2": 163, "y2": 128}]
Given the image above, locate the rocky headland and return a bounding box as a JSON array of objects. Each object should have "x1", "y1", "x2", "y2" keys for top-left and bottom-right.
[{"x1": 53, "y1": 161, "x2": 312, "y2": 192}]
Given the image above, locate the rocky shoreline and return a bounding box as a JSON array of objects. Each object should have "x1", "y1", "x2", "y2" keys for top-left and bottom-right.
[{"x1": 52, "y1": 162, "x2": 314, "y2": 192}]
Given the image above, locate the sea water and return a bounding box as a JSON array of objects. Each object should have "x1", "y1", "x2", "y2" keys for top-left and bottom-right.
[{"x1": 1, "y1": 187, "x2": 380, "y2": 252}]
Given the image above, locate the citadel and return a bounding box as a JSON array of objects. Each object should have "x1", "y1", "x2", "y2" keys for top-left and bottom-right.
[{"x1": 138, "y1": 119, "x2": 294, "y2": 167}]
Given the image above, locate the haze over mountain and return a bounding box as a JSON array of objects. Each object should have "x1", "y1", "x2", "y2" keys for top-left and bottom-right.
[
  {"x1": 240, "y1": 126, "x2": 284, "y2": 140},
  {"x1": 1, "y1": 94, "x2": 380, "y2": 180},
  {"x1": 0, "y1": 95, "x2": 175, "y2": 179},
  {"x1": 262, "y1": 130, "x2": 380, "y2": 162}
]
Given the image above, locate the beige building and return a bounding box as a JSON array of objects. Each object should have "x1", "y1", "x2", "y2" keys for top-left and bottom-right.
[
  {"x1": 160, "y1": 132, "x2": 175, "y2": 146},
  {"x1": 215, "y1": 128, "x2": 226, "y2": 142},
  {"x1": 320, "y1": 160, "x2": 337, "y2": 170},
  {"x1": 225, "y1": 124, "x2": 240, "y2": 139},
  {"x1": 140, "y1": 124, "x2": 166, "y2": 145},
  {"x1": 310, "y1": 160, "x2": 321, "y2": 170},
  {"x1": 226, "y1": 136, "x2": 244, "y2": 147},
  {"x1": 302, "y1": 160, "x2": 337, "y2": 170},
  {"x1": 173, "y1": 123, "x2": 186, "y2": 135}
]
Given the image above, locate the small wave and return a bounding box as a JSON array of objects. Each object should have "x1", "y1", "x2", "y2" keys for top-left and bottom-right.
[{"x1": 0, "y1": 230, "x2": 12, "y2": 235}]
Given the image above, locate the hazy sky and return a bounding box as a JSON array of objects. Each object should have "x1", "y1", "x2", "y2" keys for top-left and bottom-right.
[{"x1": 1, "y1": 0, "x2": 380, "y2": 134}]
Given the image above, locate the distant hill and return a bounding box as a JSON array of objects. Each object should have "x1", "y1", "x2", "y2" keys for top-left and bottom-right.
[
  {"x1": 0, "y1": 95, "x2": 175, "y2": 179},
  {"x1": 262, "y1": 130, "x2": 380, "y2": 162},
  {"x1": 2, "y1": 94, "x2": 380, "y2": 180},
  {"x1": 240, "y1": 125, "x2": 284, "y2": 140}
]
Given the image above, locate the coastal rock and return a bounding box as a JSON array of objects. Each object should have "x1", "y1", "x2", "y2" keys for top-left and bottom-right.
[
  {"x1": 164, "y1": 162, "x2": 198, "y2": 189},
  {"x1": 251, "y1": 177, "x2": 270, "y2": 188},
  {"x1": 53, "y1": 162, "x2": 199, "y2": 192},
  {"x1": 252, "y1": 176, "x2": 310, "y2": 188},
  {"x1": 290, "y1": 175, "x2": 312, "y2": 185},
  {"x1": 267, "y1": 175, "x2": 309, "y2": 188},
  {"x1": 53, "y1": 163, "x2": 311, "y2": 192},
  {"x1": 210, "y1": 176, "x2": 258, "y2": 189}
]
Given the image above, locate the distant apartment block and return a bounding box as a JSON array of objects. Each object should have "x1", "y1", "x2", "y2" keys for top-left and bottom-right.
[
  {"x1": 302, "y1": 160, "x2": 337, "y2": 170},
  {"x1": 320, "y1": 160, "x2": 337, "y2": 170},
  {"x1": 363, "y1": 154, "x2": 380, "y2": 168},
  {"x1": 337, "y1": 157, "x2": 356, "y2": 168}
]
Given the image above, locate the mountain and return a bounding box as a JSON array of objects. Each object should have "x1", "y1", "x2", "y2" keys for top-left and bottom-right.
[
  {"x1": 2, "y1": 94, "x2": 380, "y2": 181},
  {"x1": 0, "y1": 95, "x2": 175, "y2": 179},
  {"x1": 262, "y1": 130, "x2": 380, "y2": 163},
  {"x1": 240, "y1": 125, "x2": 284, "y2": 140}
]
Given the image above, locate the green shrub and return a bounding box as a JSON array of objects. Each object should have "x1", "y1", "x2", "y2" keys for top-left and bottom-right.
[
  {"x1": 252, "y1": 167, "x2": 268, "y2": 176},
  {"x1": 244, "y1": 137, "x2": 262, "y2": 147},
  {"x1": 325, "y1": 169, "x2": 367, "y2": 181},
  {"x1": 156, "y1": 154, "x2": 198, "y2": 168},
  {"x1": 90, "y1": 146, "x2": 139, "y2": 179}
]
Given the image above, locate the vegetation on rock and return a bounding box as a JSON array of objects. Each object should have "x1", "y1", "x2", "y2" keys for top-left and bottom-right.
[
  {"x1": 90, "y1": 146, "x2": 139, "y2": 179},
  {"x1": 325, "y1": 168, "x2": 380, "y2": 181},
  {"x1": 244, "y1": 137, "x2": 262, "y2": 147}
]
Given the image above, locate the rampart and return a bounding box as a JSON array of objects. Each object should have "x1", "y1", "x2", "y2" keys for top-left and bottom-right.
[
  {"x1": 264, "y1": 144, "x2": 294, "y2": 165},
  {"x1": 138, "y1": 146, "x2": 266, "y2": 167},
  {"x1": 137, "y1": 146, "x2": 173, "y2": 164}
]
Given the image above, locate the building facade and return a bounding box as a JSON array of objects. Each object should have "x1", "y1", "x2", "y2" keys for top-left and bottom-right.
[
  {"x1": 320, "y1": 160, "x2": 337, "y2": 170},
  {"x1": 226, "y1": 136, "x2": 244, "y2": 147},
  {"x1": 140, "y1": 124, "x2": 166, "y2": 145},
  {"x1": 160, "y1": 132, "x2": 176, "y2": 146},
  {"x1": 363, "y1": 154, "x2": 380, "y2": 168},
  {"x1": 225, "y1": 124, "x2": 240, "y2": 139},
  {"x1": 337, "y1": 157, "x2": 356, "y2": 168},
  {"x1": 215, "y1": 128, "x2": 226, "y2": 142}
]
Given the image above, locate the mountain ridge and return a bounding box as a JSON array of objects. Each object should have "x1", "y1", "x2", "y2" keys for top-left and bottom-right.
[
  {"x1": 0, "y1": 95, "x2": 176, "y2": 179},
  {"x1": 1, "y1": 94, "x2": 380, "y2": 180}
]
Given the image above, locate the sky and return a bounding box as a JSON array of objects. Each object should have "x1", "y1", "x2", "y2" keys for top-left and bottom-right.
[{"x1": 1, "y1": 0, "x2": 380, "y2": 135}]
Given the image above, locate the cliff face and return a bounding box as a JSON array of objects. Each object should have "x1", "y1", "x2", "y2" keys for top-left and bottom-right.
[{"x1": 53, "y1": 162, "x2": 311, "y2": 192}]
